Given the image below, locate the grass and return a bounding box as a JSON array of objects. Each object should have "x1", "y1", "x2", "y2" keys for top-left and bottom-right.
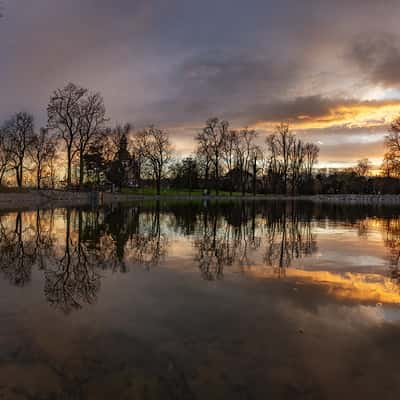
[{"x1": 120, "y1": 187, "x2": 251, "y2": 197}]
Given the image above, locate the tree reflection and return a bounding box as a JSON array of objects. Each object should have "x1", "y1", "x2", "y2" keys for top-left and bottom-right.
[
  {"x1": 3, "y1": 200, "x2": 400, "y2": 312},
  {"x1": 0, "y1": 204, "x2": 170, "y2": 312},
  {"x1": 126, "y1": 202, "x2": 168, "y2": 269},
  {"x1": 0, "y1": 212, "x2": 36, "y2": 286},
  {"x1": 192, "y1": 201, "x2": 317, "y2": 280},
  {"x1": 34, "y1": 208, "x2": 56, "y2": 270},
  {"x1": 194, "y1": 202, "x2": 262, "y2": 280},
  {"x1": 382, "y1": 218, "x2": 400, "y2": 285},
  {"x1": 44, "y1": 209, "x2": 101, "y2": 313},
  {"x1": 263, "y1": 202, "x2": 316, "y2": 277}
]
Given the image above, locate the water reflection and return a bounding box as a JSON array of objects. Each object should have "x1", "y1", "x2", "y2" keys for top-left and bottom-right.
[
  {"x1": 195, "y1": 203, "x2": 262, "y2": 280},
  {"x1": 44, "y1": 209, "x2": 101, "y2": 313},
  {"x1": 382, "y1": 218, "x2": 400, "y2": 285},
  {"x1": 1, "y1": 201, "x2": 400, "y2": 312},
  {"x1": 263, "y1": 202, "x2": 316, "y2": 277}
]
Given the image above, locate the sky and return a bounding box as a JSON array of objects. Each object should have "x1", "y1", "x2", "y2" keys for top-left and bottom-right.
[{"x1": 2, "y1": 0, "x2": 400, "y2": 167}]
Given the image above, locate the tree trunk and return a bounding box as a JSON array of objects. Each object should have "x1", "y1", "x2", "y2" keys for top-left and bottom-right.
[
  {"x1": 19, "y1": 158, "x2": 24, "y2": 188},
  {"x1": 79, "y1": 148, "x2": 84, "y2": 187},
  {"x1": 15, "y1": 167, "x2": 22, "y2": 188},
  {"x1": 37, "y1": 168, "x2": 41, "y2": 190},
  {"x1": 205, "y1": 165, "x2": 209, "y2": 193},
  {"x1": 230, "y1": 168, "x2": 233, "y2": 196},
  {"x1": 252, "y1": 159, "x2": 257, "y2": 196},
  {"x1": 215, "y1": 163, "x2": 219, "y2": 195},
  {"x1": 156, "y1": 174, "x2": 161, "y2": 195},
  {"x1": 67, "y1": 147, "x2": 72, "y2": 186},
  {"x1": 241, "y1": 168, "x2": 246, "y2": 196}
]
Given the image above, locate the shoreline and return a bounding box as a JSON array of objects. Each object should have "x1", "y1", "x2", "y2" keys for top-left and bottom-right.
[{"x1": 2, "y1": 190, "x2": 400, "y2": 211}]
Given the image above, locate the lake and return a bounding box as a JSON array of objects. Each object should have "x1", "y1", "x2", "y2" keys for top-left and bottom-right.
[{"x1": 0, "y1": 200, "x2": 400, "y2": 399}]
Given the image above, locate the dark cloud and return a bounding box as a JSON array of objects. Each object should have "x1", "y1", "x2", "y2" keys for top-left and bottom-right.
[
  {"x1": 230, "y1": 96, "x2": 341, "y2": 125},
  {"x1": 134, "y1": 50, "x2": 302, "y2": 126},
  {"x1": 350, "y1": 34, "x2": 400, "y2": 87}
]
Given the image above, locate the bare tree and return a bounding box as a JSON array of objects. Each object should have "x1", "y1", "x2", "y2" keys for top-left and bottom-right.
[
  {"x1": 47, "y1": 83, "x2": 87, "y2": 186},
  {"x1": 265, "y1": 133, "x2": 281, "y2": 193},
  {"x1": 28, "y1": 128, "x2": 57, "y2": 189},
  {"x1": 356, "y1": 158, "x2": 372, "y2": 177},
  {"x1": 222, "y1": 129, "x2": 238, "y2": 195},
  {"x1": 250, "y1": 144, "x2": 262, "y2": 196},
  {"x1": 196, "y1": 118, "x2": 228, "y2": 195},
  {"x1": 387, "y1": 116, "x2": 400, "y2": 153},
  {"x1": 275, "y1": 123, "x2": 295, "y2": 195},
  {"x1": 47, "y1": 151, "x2": 59, "y2": 189},
  {"x1": 195, "y1": 134, "x2": 213, "y2": 193},
  {"x1": 265, "y1": 124, "x2": 295, "y2": 194},
  {"x1": 1, "y1": 112, "x2": 34, "y2": 187},
  {"x1": 76, "y1": 92, "x2": 108, "y2": 185},
  {"x1": 382, "y1": 117, "x2": 400, "y2": 177},
  {"x1": 139, "y1": 126, "x2": 173, "y2": 195},
  {"x1": 48, "y1": 83, "x2": 107, "y2": 186},
  {"x1": 236, "y1": 128, "x2": 258, "y2": 195},
  {"x1": 304, "y1": 143, "x2": 319, "y2": 177},
  {"x1": 381, "y1": 151, "x2": 400, "y2": 178},
  {"x1": 0, "y1": 129, "x2": 12, "y2": 185},
  {"x1": 289, "y1": 138, "x2": 305, "y2": 195}
]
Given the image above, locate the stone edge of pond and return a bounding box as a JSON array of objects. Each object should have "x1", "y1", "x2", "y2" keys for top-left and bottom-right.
[{"x1": 2, "y1": 191, "x2": 400, "y2": 211}]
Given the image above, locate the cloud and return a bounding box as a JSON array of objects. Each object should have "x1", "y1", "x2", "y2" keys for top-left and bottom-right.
[
  {"x1": 249, "y1": 97, "x2": 400, "y2": 131},
  {"x1": 2, "y1": 0, "x2": 400, "y2": 166},
  {"x1": 133, "y1": 50, "x2": 302, "y2": 126},
  {"x1": 350, "y1": 34, "x2": 400, "y2": 87}
]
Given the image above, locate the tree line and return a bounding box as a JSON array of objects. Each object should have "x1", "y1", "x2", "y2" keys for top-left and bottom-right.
[
  {"x1": 0, "y1": 83, "x2": 320, "y2": 195},
  {"x1": 2, "y1": 82, "x2": 400, "y2": 195}
]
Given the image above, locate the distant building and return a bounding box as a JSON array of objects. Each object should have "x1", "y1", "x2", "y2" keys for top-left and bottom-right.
[{"x1": 115, "y1": 134, "x2": 140, "y2": 187}]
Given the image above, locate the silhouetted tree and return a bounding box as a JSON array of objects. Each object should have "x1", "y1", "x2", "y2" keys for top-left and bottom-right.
[
  {"x1": 381, "y1": 117, "x2": 400, "y2": 178},
  {"x1": 1, "y1": 112, "x2": 34, "y2": 187},
  {"x1": 83, "y1": 142, "x2": 106, "y2": 185},
  {"x1": 48, "y1": 83, "x2": 107, "y2": 186},
  {"x1": 28, "y1": 127, "x2": 57, "y2": 189},
  {"x1": 304, "y1": 143, "x2": 319, "y2": 177},
  {"x1": 76, "y1": 92, "x2": 108, "y2": 185},
  {"x1": 0, "y1": 128, "x2": 11, "y2": 185},
  {"x1": 236, "y1": 128, "x2": 258, "y2": 195},
  {"x1": 265, "y1": 124, "x2": 319, "y2": 194},
  {"x1": 196, "y1": 118, "x2": 228, "y2": 195},
  {"x1": 222, "y1": 129, "x2": 238, "y2": 195},
  {"x1": 356, "y1": 158, "x2": 372, "y2": 177},
  {"x1": 47, "y1": 83, "x2": 86, "y2": 186},
  {"x1": 170, "y1": 157, "x2": 199, "y2": 192},
  {"x1": 138, "y1": 126, "x2": 173, "y2": 195},
  {"x1": 196, "y1": 140, "x2": 213, "y2": 193}
]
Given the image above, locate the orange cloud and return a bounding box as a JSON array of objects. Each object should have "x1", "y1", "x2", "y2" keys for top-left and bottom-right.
[
  {"x1": 247, "y1": 266, "x2": 400, "y2": 304},
  {"x1": 252, "y1": 100, "x2": 400, "y2": 131}
]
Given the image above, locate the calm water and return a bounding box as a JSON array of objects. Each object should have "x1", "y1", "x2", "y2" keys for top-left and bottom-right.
[{"x1": 1, "y1": 200, "x2": 400, "y2": 399}]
